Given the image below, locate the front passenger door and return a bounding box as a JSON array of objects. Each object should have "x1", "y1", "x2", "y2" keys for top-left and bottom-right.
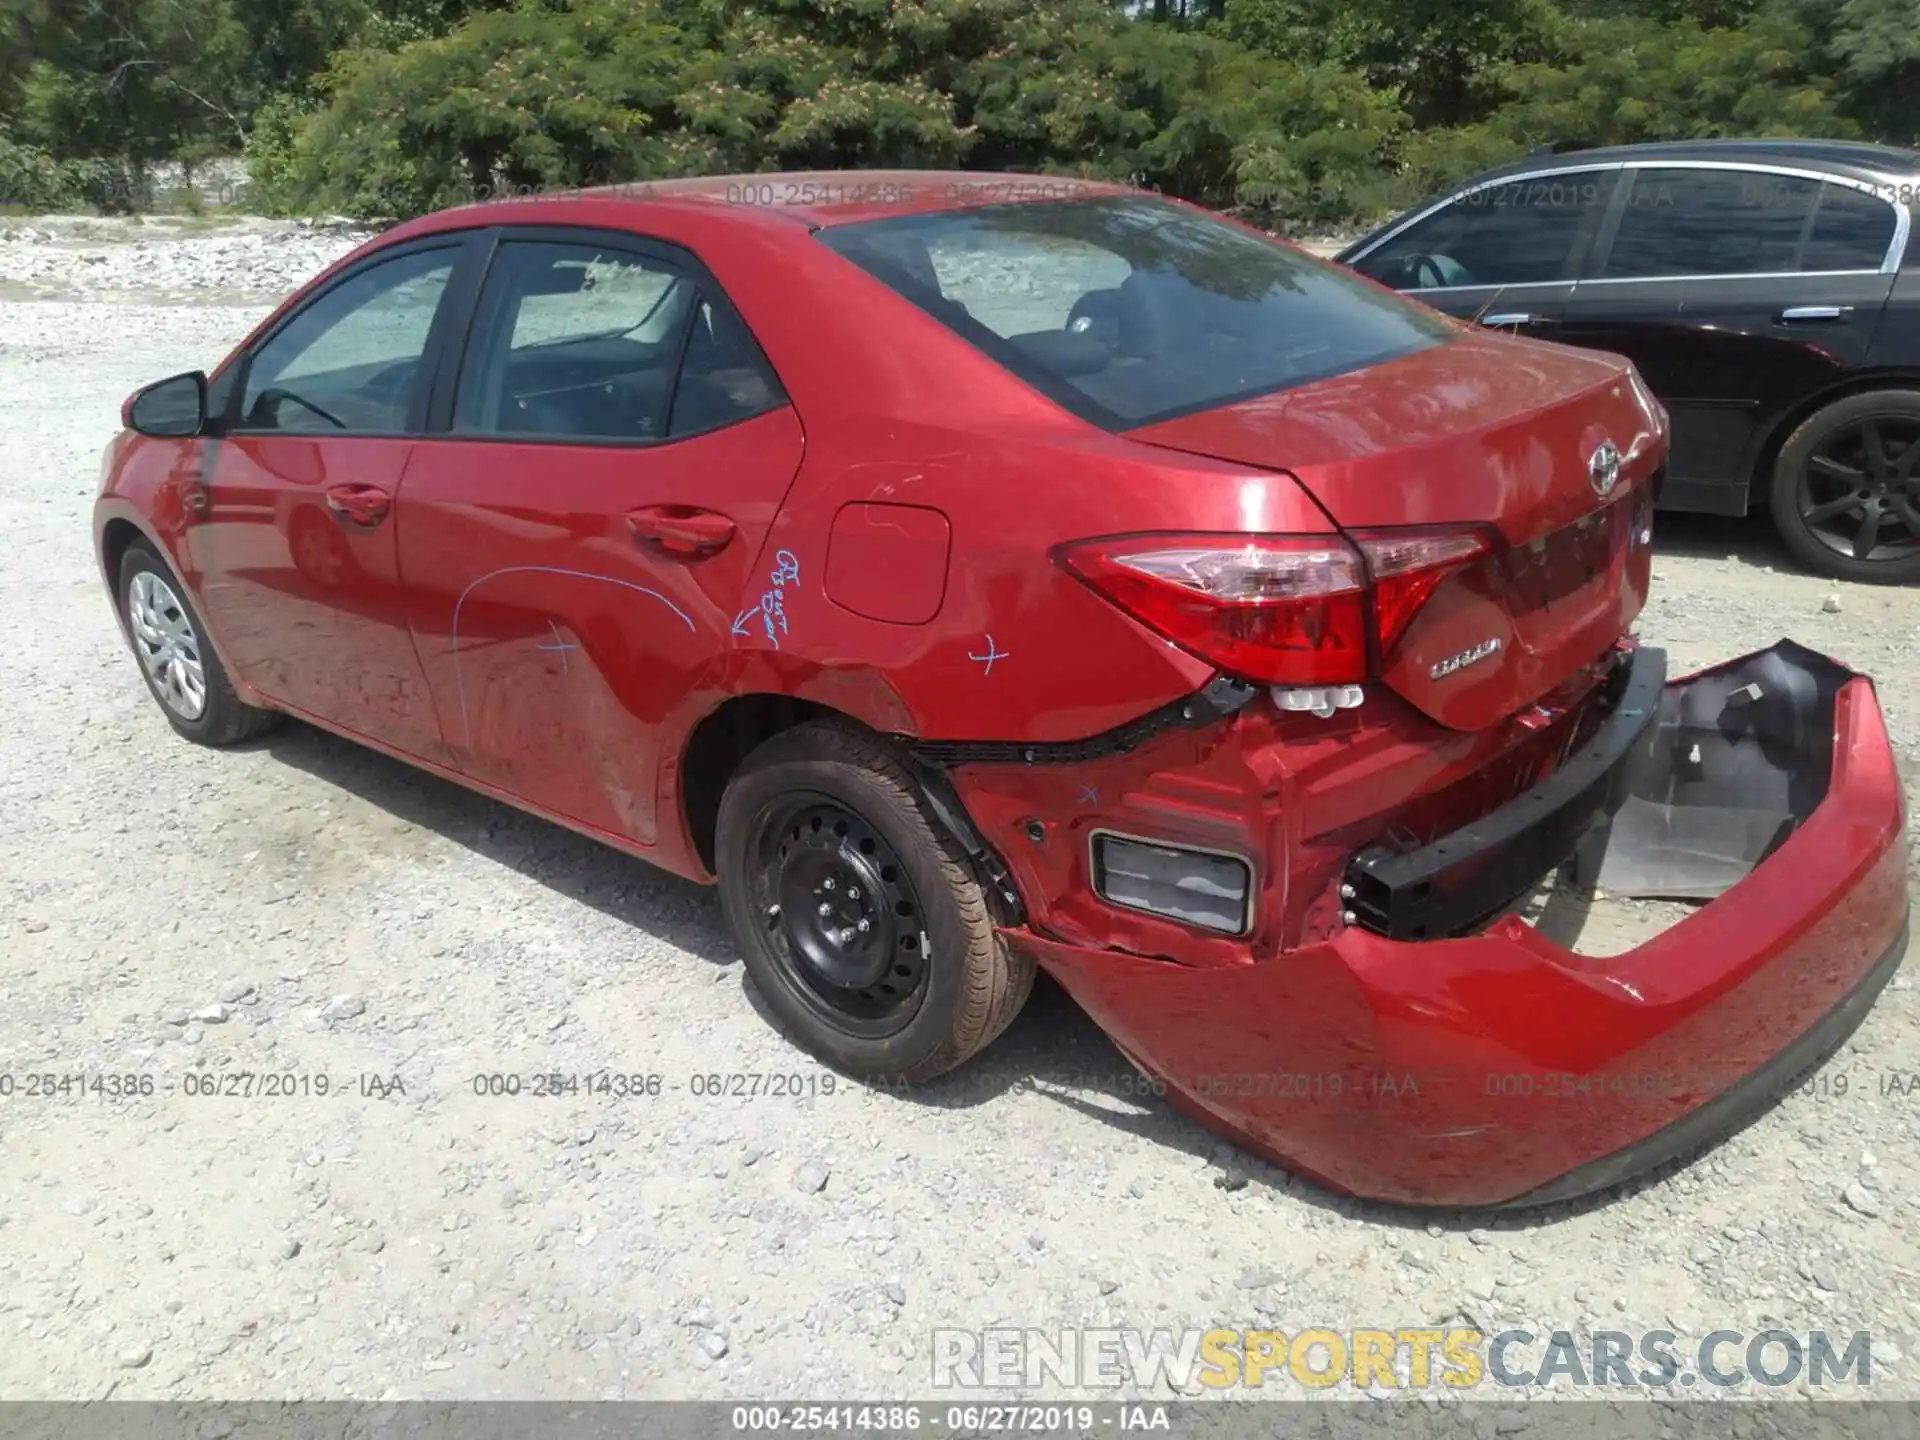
[
  {"x1": 398, "y1": 233, "x2": 804, "y2": 847},
  {"x1": 1344, "y1": 168, "x2": 1618, "y2": 341}
]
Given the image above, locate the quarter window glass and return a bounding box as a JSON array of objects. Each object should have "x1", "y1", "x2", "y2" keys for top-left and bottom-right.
[
  {"x1": 1602, "y1": 170, "x2": 1818, "y2": 278},
  {"x1": 1349, "y1": 172, "x2": 1611, "y2": 289},
  {"x1": 668, "y1": 297, "x2": 785, "y2": 437},
  {"x1": 455, "y1": 243, "x2": 698, "y2": 441},
  {"x1": 1802, "y1": 184, "x2": 1897, "y2": 271},
  {"x1": 240, "y1": 248, "x2": 454, "y2": 433}
]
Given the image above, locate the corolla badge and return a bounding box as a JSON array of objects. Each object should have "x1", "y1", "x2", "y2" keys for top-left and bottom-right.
[
  {"x1": 1589, "y1": 439, "x2": 1623, "y2": 498},
  {"x1": 1430, "y1": 637, "x2": 1503, "y2": 680}
]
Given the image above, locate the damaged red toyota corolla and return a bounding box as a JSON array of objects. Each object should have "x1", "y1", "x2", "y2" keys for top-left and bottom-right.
[{"x1": 95, "y1": 174, "x2": 1910, "y2": 1207}]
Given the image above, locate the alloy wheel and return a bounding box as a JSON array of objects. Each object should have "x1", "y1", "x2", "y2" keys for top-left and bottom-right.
[
  {"x1": 127, "y1": 570, "x2": 208, "y2": 721},
  {"x1": 1797, "y1": 414, "x2": 1920, "y2": 566},
  {"x1": 748, "y1": 799, "x2": 932, "y2": 1038}
]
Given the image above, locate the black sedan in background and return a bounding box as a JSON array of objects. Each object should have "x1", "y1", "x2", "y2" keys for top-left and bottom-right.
[{"x1": 1339, "y1": 139, "x2": 1920, "y2": 583}]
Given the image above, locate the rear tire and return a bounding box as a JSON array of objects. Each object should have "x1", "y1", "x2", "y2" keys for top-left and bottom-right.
[
  {"x1": 1768, "y1": 390, "x2": 1920, "y2": 585},
  {"x1": 118, "y1": 540, "x2": 280, "y2": 746},
  {"x1": 714, "y1": 721, "x2": 1034, "y2": 1083}
]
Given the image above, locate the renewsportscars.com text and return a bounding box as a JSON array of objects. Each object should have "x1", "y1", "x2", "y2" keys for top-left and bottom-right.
[{"x1": 931, "y1": 1327, "x2": 1876, "y2": 1392}]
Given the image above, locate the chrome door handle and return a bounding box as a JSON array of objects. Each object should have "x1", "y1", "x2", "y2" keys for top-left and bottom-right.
[
  {"x1": 1777, "y1": 306, "x2": 1851, "y2": 323},
  {"x1": 1480, "y1": 313, "x2": 1539, "y2": 327}
]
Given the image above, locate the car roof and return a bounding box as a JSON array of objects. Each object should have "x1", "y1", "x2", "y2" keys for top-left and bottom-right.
[
  {"x1": 414, "y1": 170, "x2": 1139, "y2": 233},
  {"x1": 1473, "y1": 137, "x2": 1920, "y2": 183}
]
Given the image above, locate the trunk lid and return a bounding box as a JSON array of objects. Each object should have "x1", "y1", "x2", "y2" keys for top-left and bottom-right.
[{"x1": 1129, "y1": 330, "x2": 1667, "y2": 730}]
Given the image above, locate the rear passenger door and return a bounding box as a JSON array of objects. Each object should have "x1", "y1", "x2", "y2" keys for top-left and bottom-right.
[
  {"x1": 1342, "y1": 167, "x2": 1619, "y2": 340},
  {"x1": 396, "y1": 230, "x2": 803, "y2": 845},
  {"x1": 1553, "y1": 165, "x2": 1901, "y2": 513}
]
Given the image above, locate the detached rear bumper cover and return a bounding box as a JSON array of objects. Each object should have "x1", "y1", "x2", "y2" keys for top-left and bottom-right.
[{"x1": 1005, "y1": 643, "x2": 1909, "y2": 1208}]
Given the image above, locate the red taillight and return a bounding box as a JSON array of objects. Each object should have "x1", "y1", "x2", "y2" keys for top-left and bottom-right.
[
  {"x1": 1057, "y1": 527, "x2": 1491, "y2": 686},
  {"x1": 1352, "y1": 529, "x2": 1491, "y2": 655}
]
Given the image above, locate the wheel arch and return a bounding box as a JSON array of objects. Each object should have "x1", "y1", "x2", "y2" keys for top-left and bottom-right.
[
  {"x1": 99, "y1": 515, "x2": 151, "y2": 590},
  {"x1": 1744, "y1": 369, "x2": 1920, "y2": 506},
  {"x1": 677, "y1": 692, "x2": 836, "y2": 876},
  {"x1": 95, "y1": 507, "x2": 268, "y2": 707},
  {"x1": 671, "y1": 691, "x2": 1025, "y2": 924},
  {"x1": 96, "y1": 512, "x2": 168, "y2": 647}
]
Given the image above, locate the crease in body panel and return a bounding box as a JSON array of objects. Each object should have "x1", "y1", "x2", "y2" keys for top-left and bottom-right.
[{"x1": 449, "y1": 565, "x2": 696, "y2": 747}]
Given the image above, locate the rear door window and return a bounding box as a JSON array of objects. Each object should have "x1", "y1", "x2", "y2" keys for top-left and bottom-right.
[
  {"x1": 820, "y1": 197, "x2": 1455, "y2": 429},
  {"x1": 454, "y1": 240, "x2": 785, "y2": 442},
  {"x1": 1601, "y1": 169, "x2": 1819, "y2": 279},
  {"x1": 454, "y1": 242, "x2": 697, "y2": 441}
]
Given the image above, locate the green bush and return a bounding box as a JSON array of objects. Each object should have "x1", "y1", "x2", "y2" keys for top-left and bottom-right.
[
  {"x1": 242, "y1": 95, "x2": 317, "y2": 216},
  {"x1": 0, "y1": 129, "x2": 115, "y2": 211},
  {"x1": 0, "y1": 0, "x2": 1910, "y2": 224}
]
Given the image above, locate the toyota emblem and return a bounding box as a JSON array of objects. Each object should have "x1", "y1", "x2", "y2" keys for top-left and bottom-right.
[{"x1": 1589, "y1": 440, "x2": 1622, "y2": 498}]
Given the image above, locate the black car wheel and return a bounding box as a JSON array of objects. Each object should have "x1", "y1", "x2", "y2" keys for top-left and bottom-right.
[
  {"x1": 1770, "y1": 391, "x2": 1920, "y2": 585},
  {"x1": 714, "y1": 721, "x2": 1034, "y2": 1083}
]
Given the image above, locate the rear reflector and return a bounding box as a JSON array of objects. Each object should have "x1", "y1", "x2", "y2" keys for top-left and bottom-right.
[
  {"x1": 1092, "y1": 832, "x2": 1252, "y2": 935},
  {"x1": 1057, "y1": 527, "x2": 1491, "y2": 686}
]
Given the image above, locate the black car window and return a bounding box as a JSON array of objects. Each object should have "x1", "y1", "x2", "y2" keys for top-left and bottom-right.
[
  {"x1": 1802, "y1": 183, "x2": 1899, "y2": 271},
  {"x1": 668, "y1": 295, "x2": 786, "y2": 437},
  {"x1": 1348, "y1": 171, "x2": 1613, "y2": 290},
  {"x1": 239, "y1": 247, "x2": 455, "y2": 434},
  {"x1": 454, "y1": 242, "x2": 699, "y2": 442},
  {"x1": 821, "y1": 197, "x2": 1455, "y2": 430},
  {"x1": 1602, "y1": 169, "x2": 1818, "y2": 279}
]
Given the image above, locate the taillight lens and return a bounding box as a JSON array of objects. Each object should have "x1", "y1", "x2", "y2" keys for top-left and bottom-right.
[
  {"x1": 1353, "y1": 529, "x2": 1491, "y2": 655},
  {"x1": 1057, "y1": 527, "x2": 1491, "y2": 686}
]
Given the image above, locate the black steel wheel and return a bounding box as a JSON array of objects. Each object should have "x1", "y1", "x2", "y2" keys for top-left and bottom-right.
[
  {"x1": 749, "y1": 799, "x2": 931, "y2": 1038},
  {"x1": 714, "y1": 721, "x2": 1034, "y2": 1083},
  {"x1": 1771, "y1": 391, "x2": 1920, "y2": 584}
]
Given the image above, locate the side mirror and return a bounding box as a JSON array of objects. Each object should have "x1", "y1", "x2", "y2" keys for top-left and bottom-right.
[{"x1": 124, "y1": 371, "x2": 209, "y2": 438}]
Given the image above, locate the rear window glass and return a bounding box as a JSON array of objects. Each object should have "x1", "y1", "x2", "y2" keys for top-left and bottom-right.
[{"x1": 818, "y1": 197, "x2": 1454, "y2": 429}]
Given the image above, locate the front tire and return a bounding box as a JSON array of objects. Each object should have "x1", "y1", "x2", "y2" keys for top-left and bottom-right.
[
  {"x1": 1768, "y1": 390, "x2": 1920, "y2": 584},
  {"x1": 714, "y1": 721, "x2": 1034, "y2": 1083},
  {"x1": 118, "y1": 540, "x2": 280, "y2": 746}
]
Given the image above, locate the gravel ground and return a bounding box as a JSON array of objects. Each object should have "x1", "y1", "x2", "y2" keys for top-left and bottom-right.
[
  {"x1": 4, "y1": 219, "x2": 1920, "y2": 1410},
  {"x1": 0, "y1": 215, "x2": 375, "y2": 306}
]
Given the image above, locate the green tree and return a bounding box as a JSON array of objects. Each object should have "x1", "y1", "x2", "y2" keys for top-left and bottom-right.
[
  {"x1": 8, "y1": 0, "x2": 1908, "y2": 221},
  {"x1": 1, "y1": 0, "x2": 51, "y2": 115},
  {"x1": 283, "y1": 0, "x2": 1400, "y2": 223},
  {"x1": 1481, "y1": 3, "x2": 1853, "y2": 149},
  {"x1": 1375, "y1": 0, "x2": 1859, "y2": 201},
  {"x1": 13, "y1": 0, "x2": 253, "y2": 172},
  {"x1": 289, "y1": 0, "x2": 698, "y2": 216},
  {"x1": 1827, "y1": 0, "x2": 1920, "y2": 145},
  {"x1": 228, "y1": 0, "x2": 373, "y2": 99},
  {"x1": 1226, "y1": 0, "x2": 1555, "y2": 128}
]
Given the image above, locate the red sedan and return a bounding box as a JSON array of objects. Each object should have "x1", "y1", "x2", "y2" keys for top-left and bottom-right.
[{"x1": 95, "y1": 172, "x2": 1909, "y2": 1207}]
